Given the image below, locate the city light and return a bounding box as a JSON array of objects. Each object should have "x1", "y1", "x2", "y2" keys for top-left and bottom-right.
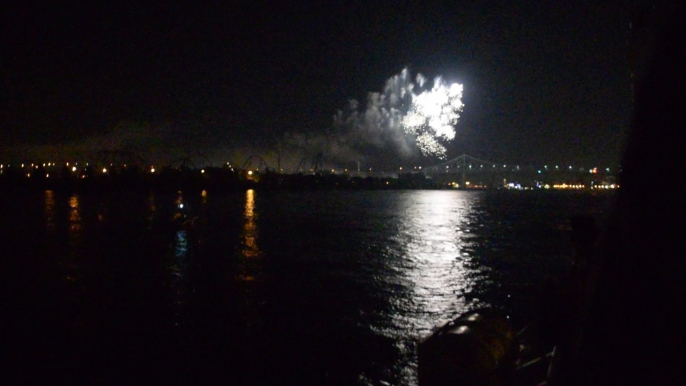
[
  {"x1": 506, "y1": 182, "x2": 524, "y2": 190},
  {"x1": 552, "y1": 183, "x2": 587, "y2": 190},
  {"x1": 0, "y1": 154, "x2": 622, "y2": 193}
]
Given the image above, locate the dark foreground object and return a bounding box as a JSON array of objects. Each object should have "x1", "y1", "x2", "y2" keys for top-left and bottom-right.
[{"x1": 418, "y1": 310, "x2": 519, "y2": 386}]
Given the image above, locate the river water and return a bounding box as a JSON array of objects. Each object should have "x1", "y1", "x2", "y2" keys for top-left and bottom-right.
[{"x1": 0, "y1": 189, "x2": 614, "y2": 384}]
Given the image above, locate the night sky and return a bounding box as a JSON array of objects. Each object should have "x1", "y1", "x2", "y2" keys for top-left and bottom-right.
[{"x1": 2, "y1": 0, "x2": 632, "y2": 169}]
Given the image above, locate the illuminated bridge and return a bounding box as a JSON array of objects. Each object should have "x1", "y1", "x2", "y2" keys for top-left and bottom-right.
[
  {"x1": 423, "y1": 154, "x2": 617, "y2": 188},
  {"x1": 424, "y1": 154, "x2": 503, "y2": 173}
]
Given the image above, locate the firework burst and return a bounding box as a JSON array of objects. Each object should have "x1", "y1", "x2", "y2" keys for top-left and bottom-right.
[
  {"x1": 285, "y1": 68, "x2": 464, "y2": 167},
  {"x1": 401, "y1": 77, "x2": 464, "y2": 158}
]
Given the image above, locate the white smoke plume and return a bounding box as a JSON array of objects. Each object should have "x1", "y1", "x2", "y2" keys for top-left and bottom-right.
[{"x1": 285, "y1": 68, "x2": 464, "y2": 168}]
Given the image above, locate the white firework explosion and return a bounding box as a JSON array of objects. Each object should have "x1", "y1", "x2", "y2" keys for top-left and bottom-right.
[
  {"x1": 401, "y1": 78, "x2": 464, "y2": 158},
  {"x1": 288, "y1": 68, "x2": 464, "y2": 166}
]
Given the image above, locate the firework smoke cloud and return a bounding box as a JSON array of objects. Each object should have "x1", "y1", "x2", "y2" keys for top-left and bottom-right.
[
  {"x1": 332, "y1": 68, "x2": 463, "y2": 161},
  {"x1": 282, "y1": 68, "x2": 463, "y2": 169}
]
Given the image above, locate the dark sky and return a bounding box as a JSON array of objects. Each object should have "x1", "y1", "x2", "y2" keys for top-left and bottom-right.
[{"x1": 2, "y1": 0, "x2": 632, "y2": 168}]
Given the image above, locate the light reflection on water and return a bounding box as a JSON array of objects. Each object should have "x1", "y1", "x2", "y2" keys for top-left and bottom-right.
[
  {"x1": 170, "y1": 228, "x2": 189, "y2": 327},
  {"x1": 388, "y1": 191, "x2": 475, "y2": 335},
  {"x1": 242, "y1": 189, "x2": 258, "y2": 254},
  {"x1": 44, "y1": 190, "x2": 55, "y2": 232},
  {"x1": 66, "y1": 194, "x2": 82, "y2": 283},
  {"x1": 174, "y1": 230, "x2": 188, "y2": 259},
  {"x1": 169, "y1": 191, "x2": 193, "y2": 329},
  {"x1": 238, "y1": 189, "x2": 261, "y2": 281},
  {"x1": 68, "y1": 194, "x2": 81, "y2": 227},
  {"x1": 68, "y1": 194, "x2": 82, "y2": 242},
  {"x1": 4, "y1": 189, "x2": 613, "y2": 385},
  {"x1": 361, "y1": 191, "x2": 481, "y2": 384}
]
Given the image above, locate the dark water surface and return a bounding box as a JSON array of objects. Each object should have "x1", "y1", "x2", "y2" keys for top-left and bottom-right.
[{"x1": 0, "y1": 189, "x2": 614, "y2": 384}]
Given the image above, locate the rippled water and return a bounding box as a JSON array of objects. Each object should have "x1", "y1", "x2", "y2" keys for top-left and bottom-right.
[{"x1": 0, "y1": 189, "x2": 613, "y2": 384}]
